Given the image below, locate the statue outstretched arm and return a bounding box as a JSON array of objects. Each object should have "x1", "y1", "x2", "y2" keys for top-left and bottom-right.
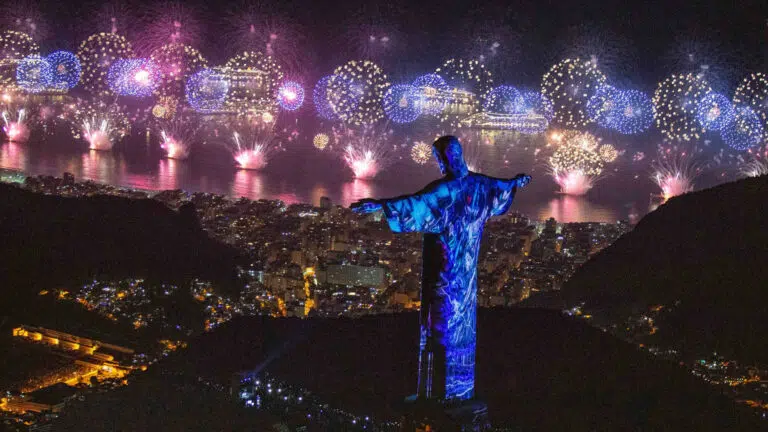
[
  {"x1": 350, "y1": 198, "x2": 383, "y2": 214},
  {"x1": 351, "y1": 180, "x2": 449, "y2": 233},
  {"x1": 489, "y1": 173, "x2": 531, "y2": 217}
]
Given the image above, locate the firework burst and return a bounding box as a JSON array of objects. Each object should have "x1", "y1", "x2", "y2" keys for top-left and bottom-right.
[
  {"x1": 334, "y1": 124, "x2": 395, "y2": 179},
  {"x1": 383, "y1": 84, "x2": 421, "y2": 124},
  {"x1": 598, "y1": 143, "x2": 618, "y2": 162},
  {"x1": 229, "y1": 120, "x2": 283, "y2": 170},
  {"x1": 313, "y1": 133, "x2": 329, "y2": 150},
  {"x1": 483, "y1": 85, "x2": 522, "y2": 114},
  {"x1": 652, "y1": 73, "x2": 711, "y2": 142},
  {"x1": 150, "y1": 43, "x2": 208, "y2": 98},
  {"x1": 71, "y1": 100, "x2": 131, "y2": 150},
  {"x1": 733, "y1": 72, "x2": 768, "y2": 140},
  {"x1": 411, "y1": 73, "x2": 449, "y2": 117},
  {"x1": 558, "y1": 24, "x2": 635, "y2": 79},
  {"x1": 541, "y1": 58, "x2": 606, "y2": 128},
  {"x1": 548, "y1": 140, "x2": 605, "y2": 195},
  {"x1": 313, "y1": 75, "x2": 337, "y2": 120},
  {"x1": 157, "y1": 115, "x2": 200, "y2": 159},
  {"x1": 651, "y1": 144, "x2": 702, "y2": 201},
  {"x1": 224, "y1": 51, "x2": 283, "y2": 112},
  {"x1": 696, "y1": 92, "x2": 734, "y2": 132},
  {"x1": 721, "y1": 106, "x2": 764, "y2": 151},
  {"x1": 223, "y1": 6, "x2": 303, "y2": 73},
  {"x1": 46, "y1": 51, "x2": 81, "y2": 92},
  {"x1": 1, "y1": 107, "x2": 30, "y2": 143},
  {"x1": 108, "y1": 58, "x2": 162, "y2": 98},
  {"x1": 276, "y1": 80, "x2": 304, "y2": 111},
  {"x1": 434, "y1": 58, "x2": 493, "y2": 127},
  {"x1": 15, "y1": 54, "x2": 51, "y2": 93},
  {"x1": 410, "y1": 141, "x2": 431, "y2": 165},
  {"x1": 611, "y1": 89, "x2": 655, "y2": 134},
  {"x1": 185, "y1": 68, "x2": 229, "y2": 113},
  {"x1": 739, "y1": 157, "x2": 768, "y2": 178},
  {"x1": 0, "y1": 30, "x2": 39, "y2": 89},
  {"x1": 137, "y1": 1, "x2": 202, "y2": 55},
  {"x1": 76, "y1": 32, "x2": 134, "y2": 96},
  {"x1": 328, "y1": 60, "x2": 390, "y2": 126}
]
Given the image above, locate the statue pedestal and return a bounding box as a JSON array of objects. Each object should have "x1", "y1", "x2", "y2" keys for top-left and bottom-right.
[{"x1": 399, "y1": 396, "x2": 490, "y2": 432}]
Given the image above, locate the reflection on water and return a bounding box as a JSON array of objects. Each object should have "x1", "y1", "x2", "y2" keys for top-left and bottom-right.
[
  {"x1": 157, "y1": 159, "x2": 187, "y2": 191},
  {"x1": 341, "y1": 179, "x2": 373, "y2": 206},
  {"x1": 0, "y1": 143, "x2": 27, "y2": 171},
  {"x1": 81, "y1": 150, "x2": 124, "y2": 185},
  {"x1": 232, "y1": 169, "x2": 265, "y2": 199},
  {"x1": 0, "y1": 140, "x2": 649, "y2": 223},
  {"x1": 538, "y1": 195, "x2": 619, "y2": 223}
]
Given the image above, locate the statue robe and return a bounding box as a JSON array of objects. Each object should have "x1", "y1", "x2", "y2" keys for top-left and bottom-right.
[{"x1": 381, "y1": 172, "x2": 518, "y2": 401}]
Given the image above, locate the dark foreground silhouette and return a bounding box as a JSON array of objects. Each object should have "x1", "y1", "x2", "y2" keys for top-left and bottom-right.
[
  {"x1": 0, "y1": 182, "x2": 241, "y2": 304},
  {"x1": 56, "y1": 309, "x2": 762, "y2": 431},
  {"x1": 554, "y1": 175, "x2": 768, "y2": 364}
]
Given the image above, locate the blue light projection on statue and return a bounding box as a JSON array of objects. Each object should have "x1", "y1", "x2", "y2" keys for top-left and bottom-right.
[{"x1": 351, "y1": 136, "x2": 530, "y2": 401}]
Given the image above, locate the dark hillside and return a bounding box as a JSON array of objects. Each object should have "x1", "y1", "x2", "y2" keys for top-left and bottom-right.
[
  {"x1": 65, "y1": 309, "x2": 762, "y2": 431},
  {"x1": 0, "y1": 182, "x2": 242, "y2": 303},
  {"x1": 560, "y1": 175, "x2": 768, "y2": 362}
]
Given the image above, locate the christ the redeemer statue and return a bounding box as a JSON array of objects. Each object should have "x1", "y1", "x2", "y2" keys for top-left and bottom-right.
[{"x1": 351, "y1": 135, "x2": 530, "y2": 402}]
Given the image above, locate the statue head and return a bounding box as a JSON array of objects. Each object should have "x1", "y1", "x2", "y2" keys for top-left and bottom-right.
[{"x1": 433, "y1": 135, "x2": 469, "y2": 178}]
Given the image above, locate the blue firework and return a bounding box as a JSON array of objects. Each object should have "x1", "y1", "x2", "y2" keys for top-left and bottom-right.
[
  {"x1": 107, "y1": 58, "x2": 161, "y2": 97},
  {"x1": 411, "y1": 73, "x2": 449, "y2": 116},
  {"x1": 277, "y1": 81, "x2": 305, "y2": 111},
  {"x1": 185, "y1": 68, "x2": 229, "y2": 113},
  {"x1": 313, "y1": 75, "x2": 338, "y2": 120},
  {"x1": 412, "y1": 73, "x2": 448, "y2": 90},
  {"x1": 16, "y1": 55, "x2": 52, "y2": 93},
  {"x1": 610, "y1": 89, "x2": 654, "y2": 134},
  {"x1": 517, "y1": 90, "x2": 554, "y2": 121},
  {"x1": 696, "y1": 92, "x2": 734, "y2": 131},
  {"x1": 483, "y1": 85, "x2": 523, "y2": 114},
  {"x1": 45, "y1": 51, "x2": 81, "y2": 91},
  {"x1": 586, "y1": 84, "x2": 620, "y2": 128},
  {"x1": 383, "y1": 84, "x2": 421, "y2": 123},
  {"x1": 721, "y1": 106, "x2": 764, "y2": 151}
]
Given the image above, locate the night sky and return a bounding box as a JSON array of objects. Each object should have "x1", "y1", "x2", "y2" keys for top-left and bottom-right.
[{"x1": 6, "y1": 0, "x2": 766, "y2": 90}]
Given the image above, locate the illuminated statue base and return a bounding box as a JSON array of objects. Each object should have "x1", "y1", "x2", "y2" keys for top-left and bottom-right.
[{"x1": 400, "y1": 396, "x2": 490, "y2": 432}]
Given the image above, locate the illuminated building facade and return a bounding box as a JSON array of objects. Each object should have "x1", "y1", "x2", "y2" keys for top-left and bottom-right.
[
  {"x1": 459, "y1": 111, "x2": 549, "y2": 132},
  {"x1": 192, "y1": 67, "x2": 276, "y2": 116},
  {"x1": 413, "y1": 87, "x2": 479, "y2": 118}
]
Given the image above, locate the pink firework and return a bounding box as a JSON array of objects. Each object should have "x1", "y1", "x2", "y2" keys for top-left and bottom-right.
[
  {"x1": 548, "y1": 143, "x2": 605, "y2": 196},
  {"x1": 136, "y1": 1, "x2": 202, "y2": 55},
  {"x1": 343, "y1": 13, "x2": 403, "y2": 63},
  {"x1": 344, "y1": 147, "x2": 379, "y2": 179},
  {"x1": 334, "y1": 125, "x2": 395, "y2": 180},
  {"x1": 651, "y1": 144, "x2": 702, "y2": 201},
  {"x1": 229, "y1": 121, "x2": 283, "y2": 170},
  {"x1": 157, "y1": 116, "x2": 200, "y2": 160},
  {"x1": 1, "y1": 108, "x2": 30, "y2": 143},
  {"x1": 91, "y1": 1, "x2": 137, "y2": 35},
  {"x1": 84, "y1": 128, "x2": 111, "y2": 151},
  {"x1": 653, "y1": 171, "x2": 694, "y2": 201},
  {"x1": 223, "y1": 5, "x2": 303, "y2": 73},
  {"x1": 160, "y1": 132, "x2": 188, "y2": 159},
  {"x1": 553, "y1": 170, "x2": 595, "y2": 196}
]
